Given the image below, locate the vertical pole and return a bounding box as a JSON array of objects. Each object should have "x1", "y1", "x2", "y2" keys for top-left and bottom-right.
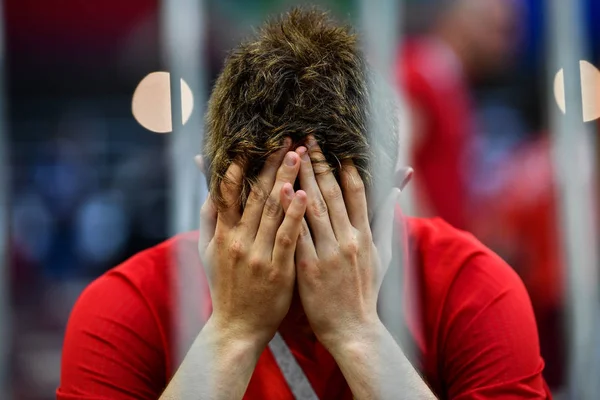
[
  {"x1": 359, "y1": 0, "x2": 416, "y2": 373},
  {"x1": 358, "y1": 0, "x2": 414, "y2": 216},
  {"x1": 0, "y1": 0, "x2": 10, "y2": 395},
  {"x1": 160, "y1": 0, "x2": 208, "y2": 376},
  {"x1": 161, "y1": 0, "x2": 207, "y2": 237},
  {"x1": 547, "y1": 0, "x2": 598, "y2": 398}
]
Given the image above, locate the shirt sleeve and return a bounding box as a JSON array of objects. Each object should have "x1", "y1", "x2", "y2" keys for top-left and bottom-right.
[
  {"x1": 441, "y1": 253, "x2": 552, "y2": 399},
  {"x1": 57, "y1": 272, "x2": 166, "y2": 399}
]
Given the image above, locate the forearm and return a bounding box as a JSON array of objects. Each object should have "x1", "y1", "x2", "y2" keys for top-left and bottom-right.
[
  {"x1": 160, "y1": 317, "x2": 264, "y2": 400},
  {"x1": 328, "y1": 320, "x2": 437, "y2": 400}
]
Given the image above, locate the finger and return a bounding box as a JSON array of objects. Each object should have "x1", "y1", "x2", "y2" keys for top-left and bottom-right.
[
  {"x1": 305, "y1": 137, "x2": 352, "y2": 238},
  {"x1": 217, "y1": 161, "x2": 244, "y2": 228},
  {"x1": 372, "y1": 188, "x2": 401, "y2": 272},
  {"x1": 241, "y1": 138, "x2": 291, "y2": 230},
  {"x1": 252, "y1": 151, "x2": 301, "y2": 247},
  {"x1": 340, "y1": 158, "x2": 370, "y2": 233},
  {"x1": 280, "y1": 186, "x2": 318, "y2": 274},
  {"x1": 272, "y1": 190, "x2": 308, "y2": 270},
  {"x1": 297, "y1": 145, "x2": 336, "y2": 247},
  {"x1": 198, "y1": 195, "x2": 217, "y2": 253},
  {"x1": 280, "y1": 183, "x2": 316, "y2": 258}
]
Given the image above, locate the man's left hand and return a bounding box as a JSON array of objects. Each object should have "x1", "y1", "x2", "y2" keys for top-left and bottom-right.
[{"x1": 281, "y1": 136, "x2": 400, "y2": 352}]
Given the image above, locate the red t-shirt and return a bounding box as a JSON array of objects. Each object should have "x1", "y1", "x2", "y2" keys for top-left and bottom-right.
[
  {"x1": 57, "y1": 217, "x2": 552, "y2": 399},
  {"x1": 398, "y1": 39, "x2": 473, "y2": 230}
]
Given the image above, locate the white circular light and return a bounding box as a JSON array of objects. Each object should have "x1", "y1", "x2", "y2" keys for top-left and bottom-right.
[
  {"x1": 553, "y1": 60, "x2": 600, "y2": 122},
  {"x1": 132, "y1": 71, "x2": 194, "y2": 133},
  {"x1": 579, "y1": 60, "x2": 600, "y2": 123}
]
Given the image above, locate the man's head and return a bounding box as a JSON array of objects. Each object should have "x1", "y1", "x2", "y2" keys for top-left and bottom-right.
[
  {"x1": 203, "y1": 8, "x2": 399, "y2": 213},
  {"x1": 435, "y1": 0, "x2": 522, "y2": 77}
]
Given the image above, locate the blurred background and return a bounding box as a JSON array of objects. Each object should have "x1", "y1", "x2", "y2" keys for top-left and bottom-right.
[{"x1": 1, "y1": 0, "x2": 600, "y2": 398}]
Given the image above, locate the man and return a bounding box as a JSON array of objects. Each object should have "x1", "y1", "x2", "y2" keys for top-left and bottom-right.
[
  {"x1": 398, "y1": 0, "x2": 521, "y2": 229},
  {"x1": 58, "y1": 9, "x2": 551, "y2": 399}
]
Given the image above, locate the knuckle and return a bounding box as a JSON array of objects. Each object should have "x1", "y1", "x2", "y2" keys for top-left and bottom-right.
[
  {"x1": 326, "y1": 184, "x2": 343, "y2": 201},
  {"x1": 213, "y1": 231, "x2": 227, "y2": 247},
  {"x1": 323, "y1": 248, "x2": 343, "y2": 267},
  {"x1": 345, "y1": 173, "x2": 365, "y2": 195},
  {"x1": 265, "y1": 266, "x2": 284, "y2": 284},
  {"x1": 263, "y1": 195, "x2": 282, "y2": 218},
  {"x1": 311, "y1": 158, "x2": 328, "y2": 174},
  {"x1": 248, "y1": 187, "x2": 267, "y2": 204},
  {"x1": 264, "y1": 154, "x2": 281, "y2": 170},
  {"x1": 299, "y1": 223, "x2": 310, "y2": 238},
  {"x1": 220, "y1": 176, "x2": 237, "y2": 196},
  {"x1": 297, "y1": 257, "x2": 316, "y2": 272},
  {"x1": 248, "y1": 255, "x2": 268, "y2": 272},
  {"x1": 310, "y1": 197, "x2": 328, "y2": 218},
  {"x1": 276, "y1": 232, "x2": 295, "y2": 249},
  {"x1": 341, "y1": 239, "x2": 360, "y2": 257},
  {"x1": 229, "y1": 240, "x2": 246, "y2": 260}
]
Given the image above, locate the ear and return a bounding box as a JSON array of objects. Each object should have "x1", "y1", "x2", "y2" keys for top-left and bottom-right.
[
  {"x1": 395, "y1": 167, "x2": 414, "y2": 192},
  {"x1": 194, "y1": 155, "x2": 206, "y2": 175}
]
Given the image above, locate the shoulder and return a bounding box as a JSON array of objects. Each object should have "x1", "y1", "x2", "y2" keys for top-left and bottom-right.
[
  {"x1": 107, "y1": 231, "x2": 200, "y2": 291},
  {"x1": 59, "y1": 232, "x2": 204, "y2": 398},
  {"x1": 406, "y1": 216, "x2": 511, "y2": 285},
  {"x1": 408, "y1": 216, "x2": 532, "y2": 316},
  {"x1": 82, "y1": 230, "x2": 203, "y2": 342},
  {"x1": 405, "y1": 216, "x2": 533, "y2": 350},
  {"x1": 405, "y1": 218, "x2": 550, "y2": 398}
]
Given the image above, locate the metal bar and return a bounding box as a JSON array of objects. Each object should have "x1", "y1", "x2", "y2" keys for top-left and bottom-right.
[
  {"x1": 0, "y1": 0, "x2": 10, "y2": 394},
  {"x1": 546, "y1": 0, "x2": 598, "y2": 398},
  {"x1": 160, "y1": 0, "x2": 208, "y2": 372},
  {"x1": 358, "y1": 0, "x2": 416, "y2": 371},
  {"x1": 161, "y1": 0, "x2": 207, "y2": 237}
]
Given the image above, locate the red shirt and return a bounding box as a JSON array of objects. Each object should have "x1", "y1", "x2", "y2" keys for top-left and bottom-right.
[
  {"x1": 398, "y1": 39, "x2": 474, "y2": 230},
  {"x1": 57, "y1": 217, "x2": 551, "y2": 399}
]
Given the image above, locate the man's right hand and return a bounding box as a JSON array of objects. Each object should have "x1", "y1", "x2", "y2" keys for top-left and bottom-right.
[{"x1": 197, "y1": 138, "x2": 307, "y2": 350}]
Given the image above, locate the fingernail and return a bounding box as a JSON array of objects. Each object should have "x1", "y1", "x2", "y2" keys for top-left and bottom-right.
[
  {"x1": 297, "y1": 146, "x2": 309, "y2": 161},
  {"x1": 283, "y1": 137, "x2": 292, "y2": 148},
  {"x1": 296, "y1": 190, "x2": 306, "y2": 204},
  {"x1": 285, "y1": 152, "x2": 297, "y2": 166},
  {"x1": 306, "y1": 137, "x2": 316, "y2": 150}
]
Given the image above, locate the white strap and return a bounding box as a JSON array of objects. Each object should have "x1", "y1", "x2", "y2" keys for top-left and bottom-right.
[{"x1": 268, "y1": 332, "x2": 319, "y2": 400}]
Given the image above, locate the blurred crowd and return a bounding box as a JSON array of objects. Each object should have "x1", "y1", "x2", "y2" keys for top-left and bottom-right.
[{"x1": 4, "y1": 0, "x2": 600, "y2": 398}]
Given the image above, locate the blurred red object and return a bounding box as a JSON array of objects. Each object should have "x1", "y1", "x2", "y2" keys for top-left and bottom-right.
[
  {"x1": 470, "y1": 135, "x2": 565, "y2": 388},
  {"x1": 397, "y1": 38, "x2": 473, "y2": 230},
  {"x1": 5, "y1": 0, "x2": 158, "y2": 50}
]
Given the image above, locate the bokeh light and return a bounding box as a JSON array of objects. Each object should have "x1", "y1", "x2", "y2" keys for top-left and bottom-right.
[
  {"x1": 132, "y1": 71, "x2": 194, "y2": 133},
  {"x1": 553, "y1": 60, "x2": 600, "y2": 122}
]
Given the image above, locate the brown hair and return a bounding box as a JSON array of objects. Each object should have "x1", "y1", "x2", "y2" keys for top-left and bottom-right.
[{"x1": 203, "y1": 7, "x2": 399, "y2": 211}]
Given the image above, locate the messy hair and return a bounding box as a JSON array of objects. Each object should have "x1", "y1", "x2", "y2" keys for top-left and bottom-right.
[{"x1": 203, "y1": 7, "x2": 399, "y2": 212}]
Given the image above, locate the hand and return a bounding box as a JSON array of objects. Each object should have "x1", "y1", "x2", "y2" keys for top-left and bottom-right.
[
  {"x1": 281, "y1": 137, "x2": 400, "y2": 351},
  {"x1": 197, "y1": 139, "x2": 307, "y2": 349}
]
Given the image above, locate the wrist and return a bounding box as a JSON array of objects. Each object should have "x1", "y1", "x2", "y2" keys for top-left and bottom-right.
[
  {"x1": 203, "y1": 316, "x2": 270, "y2": 360},
  {"x1": 320, "y1": 317, "x2": 385, "y2": 358}
]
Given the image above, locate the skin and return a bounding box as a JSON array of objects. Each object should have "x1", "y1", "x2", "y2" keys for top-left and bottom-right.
[
  {"x1": 160, "y1": 137, "x2": 433, "y2": 399},
  {"x1": 436, "y1": 0, "x2": 521, "y2": 79}
]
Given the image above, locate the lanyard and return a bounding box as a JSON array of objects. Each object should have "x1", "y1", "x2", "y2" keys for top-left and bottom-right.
[{"x1": 268, "y1": 332, "x2": 319, "y2": 400}]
